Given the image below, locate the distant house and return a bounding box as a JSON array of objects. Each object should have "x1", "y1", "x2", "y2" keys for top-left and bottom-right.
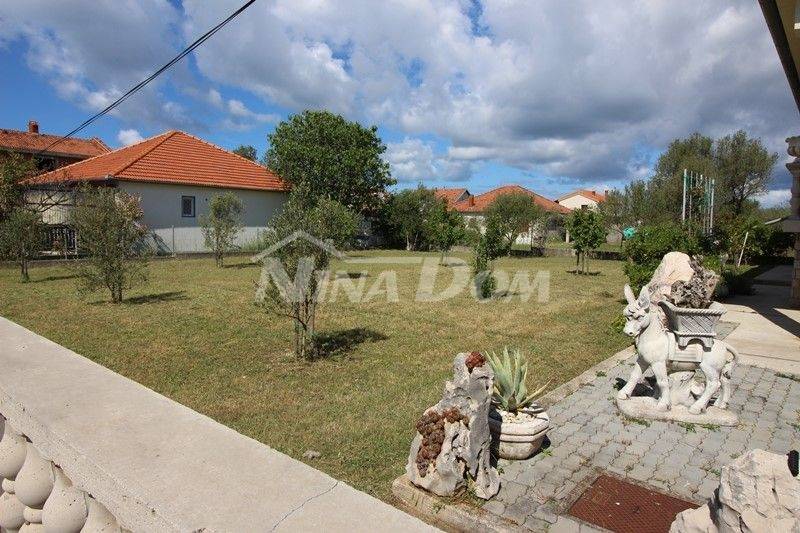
[
  {"x1": 435, "y1": 184, "x2": 569, "y2": 245},
  {"x1": 433, "y1": 187, "x2": 471, "y2": 208},
  {"x1": 0, "y1": 120, "x2": 110, "y2": 171},
  {"x1": 28, "y1": 130, "x2": 289, "y2": 254},
  {"x1": 556, "y1": 189, "x2": 607, "y2": 210}
]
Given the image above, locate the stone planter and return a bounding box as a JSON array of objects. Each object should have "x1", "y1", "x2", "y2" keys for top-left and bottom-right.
[
  {"x1": 488, "y1": 406, "x2": 549, "y2": 460},
  {"x1": 659, "y1": 300, "x2": 726, "y2": 349}
]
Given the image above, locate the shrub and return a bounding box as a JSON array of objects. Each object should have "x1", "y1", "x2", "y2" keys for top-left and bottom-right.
[
  {"x1": 622, "y1": 222, "x2": 699, "y2": 291},
  {"x1": 473, "y1": 218, "x2": 504, "y2": 298},
  {"x1": 566, "y1": 208, "x2": 605, "y2": 274}
]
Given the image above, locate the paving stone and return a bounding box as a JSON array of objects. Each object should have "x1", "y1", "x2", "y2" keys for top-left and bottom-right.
[
  {"x1": 696, "y1": 478, "x2": 719, "y2": 500},
  {"x1": 482, "y1": 499, "x2": 506, "y2": 515}
]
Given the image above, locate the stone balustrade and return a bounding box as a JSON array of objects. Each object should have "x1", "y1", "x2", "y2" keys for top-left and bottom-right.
[
  {"x1": 0, "y1": 422, "x2": 120, "y2": 532},
  {"x1": 0, "y1": 317, "x2": 434, "y2": 533}
]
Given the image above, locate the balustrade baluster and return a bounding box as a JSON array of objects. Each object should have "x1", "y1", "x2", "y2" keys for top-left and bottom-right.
[
  {"x1": 16, "y1": 443, "x2": 55, "y2": 532},
  {"x1": 0, "y1": 423, "x2": 29, "y2": 533},
  {"x1": 41, "y1": 467, "x2": 89, "y2": 533}
]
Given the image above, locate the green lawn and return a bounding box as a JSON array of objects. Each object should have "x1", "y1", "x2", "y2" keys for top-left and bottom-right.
[{"x1": 0, "y1": 251, "x2": 629, "y2": 500}]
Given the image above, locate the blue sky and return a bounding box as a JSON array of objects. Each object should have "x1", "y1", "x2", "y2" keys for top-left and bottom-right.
[{"x1": 0, "y1": 1, "x2": 796, "y2": 204}]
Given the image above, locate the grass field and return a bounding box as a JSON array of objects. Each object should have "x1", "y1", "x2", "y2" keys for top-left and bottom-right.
[{"x1": 0, "y1": 250, "x2": 630, "y2": 500}]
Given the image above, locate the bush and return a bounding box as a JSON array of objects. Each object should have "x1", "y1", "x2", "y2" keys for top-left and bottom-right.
[
  {"x1": 0, "y1": 207, "x2": 44, "y2": 282},
  {"x1": 622, "y1": 222, "x2": 699, "y2": 291},
  {"x1": 201, "y1": 193, "x2": 243, "y2": 267}
]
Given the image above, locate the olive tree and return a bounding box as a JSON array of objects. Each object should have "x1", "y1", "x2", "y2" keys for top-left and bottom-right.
[
  {"x1": 255, "y1": 188, "x2": 358, "y2": 359},
  {"x1": 485, "y1": 192, "x2": 544, "y2": 253},
  {"x1": 201, "y1": 193, "x2": 243, "y2": 267},
  {"x1": 71, "y1": 187, "x2": 149, "y2": 303},
  {"x1": 425, "y1": 199, "x2": 465, "y2": 263}
]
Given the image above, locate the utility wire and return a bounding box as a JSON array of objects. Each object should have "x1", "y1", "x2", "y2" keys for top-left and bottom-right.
[{"x1": 35, "y1": 0, "x2": 257, "y2": 157}]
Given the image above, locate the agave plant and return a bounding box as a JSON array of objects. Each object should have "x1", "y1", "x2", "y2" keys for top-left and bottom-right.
[{"x1": 484, "y1": 347, "x2": 549, "y2": 413}]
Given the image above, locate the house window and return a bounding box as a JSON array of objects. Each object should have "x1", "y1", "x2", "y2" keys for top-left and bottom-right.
[{"x1": 181, "y1": 196, "x2": 195, "y2": 217}]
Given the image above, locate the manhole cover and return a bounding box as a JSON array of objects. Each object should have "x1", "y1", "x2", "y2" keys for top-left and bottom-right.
[{"x1": 568, "y1": 474, "x2": 698, "y2": 533}]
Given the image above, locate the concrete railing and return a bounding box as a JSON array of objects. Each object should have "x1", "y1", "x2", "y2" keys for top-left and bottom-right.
[{"x1": 0, "y1": 318, "x2": 434, "y2": 532}]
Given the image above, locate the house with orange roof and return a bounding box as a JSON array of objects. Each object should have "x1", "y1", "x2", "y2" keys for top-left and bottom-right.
[
  {"x1": 434, "y1": 184, "x2": 569, "y2": 245},
  {"x1": 556, "y1": 189, "x2": 607, "y2": 210},
  {"x1": 28, "y1": 130, "x2": 289, "y2": 253},
  {"x1": 0, "y1": 120, "x2": 110, "y2": 171}
]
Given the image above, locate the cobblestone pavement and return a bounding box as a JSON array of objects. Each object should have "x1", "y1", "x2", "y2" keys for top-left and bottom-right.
[{"x1": 482, "y1": 357, "x2": 800, "y2": 531}]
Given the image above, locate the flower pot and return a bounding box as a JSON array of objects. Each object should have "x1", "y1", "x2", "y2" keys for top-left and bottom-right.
[
  {"x1": 658, "y1": 300, "x2": 726, "y2": 349},
  {"x1": 488, "y1": 406, "x2": 549, "y2": 460}
]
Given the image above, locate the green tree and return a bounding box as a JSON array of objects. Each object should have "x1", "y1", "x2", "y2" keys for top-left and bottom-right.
[
  {"x1": 485, "y1": 193, "x2": 545, "y2": 253},
  {"x1": 621, "y1": 222, "x2": 700, "y2": 291},
  {"x1": 473, "y1": 218, "x2": 505, "y2": 299},
  {"x1": 201, "y1": 193, "x2": 244, "y2": 267},
  {"x1": 255, "y1": 188, "x2": 359, "y2": 359},
  {"x1": 425, "y1": 200, "x2": 465, "y2": 263},
  {"x1": 233, "y1": 145, "x2": 258, "y2": 161},
  {"x1": 387, "y1": 186, "x2": 440, "y2": 250},
  {"x1": 714, "y1": 130, "x2": 778, "y2": 217},
  {"x1": 566, "y1": 209, "x2": 606, "y2": 275},
  {"x1": 0, "y1": 207, "x2": 44, "y2": 282},
  {"x1": 71, "y1": 187, "x2": 149, "y2": 303},
  {"x1": 0, "y1": 151, "x2": 36, "y2": 220},
  {"x1": 264, "y1": 110, "x2": 395, "y2": 214}
]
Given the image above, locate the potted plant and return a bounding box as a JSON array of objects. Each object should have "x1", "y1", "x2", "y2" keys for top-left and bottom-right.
[{"x1": 485, "y1": 347, "x2": 550, "y2": 460}]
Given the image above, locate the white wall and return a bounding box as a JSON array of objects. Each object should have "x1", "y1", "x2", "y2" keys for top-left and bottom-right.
[
  {"x1": 118, "y1": 182, "x2": 287, "y2": 253},
  {"x1": 559, "y1": 195, "x2": 598, "y2": 210}
]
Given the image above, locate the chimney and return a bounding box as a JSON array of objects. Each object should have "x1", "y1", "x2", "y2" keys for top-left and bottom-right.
[
  {"x1": 604, "y1": 189, "x2": 609, "y2": 197},
  {"x1": 28, "y1": 120, "x2": 39, "y2": 134},
  {"x1": 469, "y1": 195, "x2": 475, "y2": 206}
]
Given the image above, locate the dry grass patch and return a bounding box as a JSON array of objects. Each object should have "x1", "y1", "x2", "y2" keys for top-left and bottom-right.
[{"x1": 0, "y1": 250, "x2": 629, "y2": 499}]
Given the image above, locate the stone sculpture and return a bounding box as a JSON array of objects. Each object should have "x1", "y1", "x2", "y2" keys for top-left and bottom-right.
[
  {"x1": 670, "y1": 449, "x2": 800, "y2": 532},
  {"x1": 616, "y1": 252, "x2": 739, "y2": 425},
  {"x1": 406, "y1": 352, "x2": 500, "y2": 499}
]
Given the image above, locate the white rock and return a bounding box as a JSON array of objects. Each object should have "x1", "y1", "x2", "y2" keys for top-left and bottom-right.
[{"x1": 671, "y1": 449, "x2": 800, "y2": 533}]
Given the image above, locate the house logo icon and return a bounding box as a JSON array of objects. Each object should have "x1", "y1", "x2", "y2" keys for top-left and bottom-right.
[{"x1": 250, "y1": 230, "x2": 348, "y2": 263}]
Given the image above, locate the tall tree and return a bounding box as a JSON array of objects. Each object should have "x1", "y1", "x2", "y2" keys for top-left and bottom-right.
[
  {"x1": 71, "y1": 187, "x2": 149, "y2": 303},
  {"x1": 264, "y1": 110, "x2": 395, "y2": 214},
  {"x1": 0, "y1": 150, "x2": 36, "y2": 220},
  {"x1": 201, "y1": 193, "x2": 243, "y2": 267},
  {"x1": 233, "y1": 145, "x2": 258, "y2": 161},
  {"x1": 485, "y1": 192, "x2": 544, "y2": 253},
  {"x1": 714, "y1": 130, "x2": 778, "y2": 217}
]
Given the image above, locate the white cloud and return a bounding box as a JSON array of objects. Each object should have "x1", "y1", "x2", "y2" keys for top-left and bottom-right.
[
  {"x1": 385, "y1": 138, "x2": 473, "y2": 183},
  {"x1": 117, "y1": 129, "x2": 144, "y2": 146},
  {"x1": 755, "y1": 189, "x2": 791, "y2": 208},
  {"x1": 3, "y1": 0, "x2": 795, "y2": 192}
]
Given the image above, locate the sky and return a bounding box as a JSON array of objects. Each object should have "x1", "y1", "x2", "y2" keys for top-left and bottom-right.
[{"x1": 0, "y1": 0, "x2": 796, "y2": 206}]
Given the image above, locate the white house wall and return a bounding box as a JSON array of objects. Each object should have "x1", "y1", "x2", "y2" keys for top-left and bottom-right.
[
  {"x1": 558, "y1": 195, "x2": 598, "y2": 210},
  {"x1": 118, "y1": 182, "x2": 287, "y2": 253}
]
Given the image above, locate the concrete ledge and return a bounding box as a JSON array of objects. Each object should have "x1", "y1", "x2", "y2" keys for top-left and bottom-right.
[
  {"x1": 0, "y1": 317, "x2": 435, "y2": 532},
  {"x1": 391, "y1": 476, "x2": 526, "y2": 533}
]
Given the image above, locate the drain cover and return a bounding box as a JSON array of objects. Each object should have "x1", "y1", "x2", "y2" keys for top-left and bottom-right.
[{"x1": 568, "y1": 474, "x2": 698, "y2": 533}]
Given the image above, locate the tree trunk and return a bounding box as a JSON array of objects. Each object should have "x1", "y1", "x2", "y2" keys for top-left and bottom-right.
[
  {"x1": 575, "y1": 253, "x2": 580, "y2": 274},
  {"x1": 20, "y1": 259, "x2": 29, "y2": 283}
]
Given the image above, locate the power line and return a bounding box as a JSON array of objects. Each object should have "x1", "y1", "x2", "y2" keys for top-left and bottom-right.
[{"x1": 36, "y1": 0, "x2": 257, "y2": 157}]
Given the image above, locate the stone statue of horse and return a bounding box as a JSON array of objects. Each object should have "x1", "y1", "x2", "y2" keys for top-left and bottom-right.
[{"x1": 616, "y1": 284, "x2": 738, "y2": 414}]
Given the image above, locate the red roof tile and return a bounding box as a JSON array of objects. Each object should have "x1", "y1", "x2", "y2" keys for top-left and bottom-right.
[
  {"x1": 434, "y1": 187, "x2": 470, "y2": 207},
  {"x1": 0, "y1": 128, "x2": 110, "y2": 158},
  {"x1": 29, "y1": 131, "x2": 288, "y2": 192},
  {"x1": 452, "y1": 185, "x2": 569, "y2": 214},
  {"x1": 557, "y1": 189, "x2": 607, "y2": 204}
]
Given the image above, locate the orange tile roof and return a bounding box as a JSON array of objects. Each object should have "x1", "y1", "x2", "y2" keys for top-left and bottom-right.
[
  {"x1": 557, "y1": 189, "x2": 607, "y2": 204},
  {"x1": 0, "y1": 128, "x2": 110, "y2": 158},
  {"x1": 452, "y1": 184, "x2": 570, "y2": 214},
  {"x1": 434, "y1": 187, "x2": 470, "y2": 207},
  {"x1": 29, "y1": 131, "x2": 288, "y2": 192}
]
